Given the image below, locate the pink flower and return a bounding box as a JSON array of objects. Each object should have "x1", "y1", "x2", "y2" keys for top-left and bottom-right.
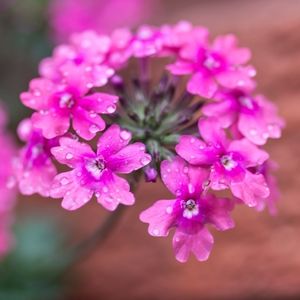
[
  {"x1": 131, "y1": 26, "x2": 163, "y2": 58},
  {"x1": 50, "y1": 125, "x2": 152, "y2": 211},
  {"x1": 167, "y1": 34, "x2": 255, "y2": 98},
  {"x1": 252, "y1": 161, "x2": 280, "y2": 215},
  {"x1": 20, "y1": 77, "x2": 118, "y2": 140},
  {"x1": 176, "y1": 118, "x2": 270, "y2": 207},
  {"x1": 14, "y1": 119, "x2": 57, "y2": 197},
  {"x1": 161, "y1": 21, "x2": 209, "y2": 54},
  {"x1": 140, "y1": 157, "x2": 234, "y2": 262},
  {"x1": 48, "y1": 0, "x2": 157, "y2": 43},
  {"x1": 203, "y1": 88, "x2": 285, "y2": 145}
]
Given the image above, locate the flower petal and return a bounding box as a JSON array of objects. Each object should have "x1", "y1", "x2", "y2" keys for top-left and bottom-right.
[
  {"x1": 72, "y1": 106, "x2": 106, "y2": 140},
  {"x1": 187, "y1": 72, "x2": 218, "y2": 98},
  {"x1": 173, "y1": 227, "x2": 214, "y2": 263},
  {"x1": 51, "y1": 137, "x2": 94, "y2": 168},
  {"x1": 106, "y1": 143, "x2": 151, "y2": 173},
  {"x1": 97, "y1": 125, "x2": 132, "y2": 159},
  {"x1": 230, "y1": 171, "x2": 270, "y2": 207},
  {"x1": 140, "y1": 199, "x2": 177, "y2": 237},
  {"x1": 32, "y1": 110, "x2": 70, "y2": 139}
]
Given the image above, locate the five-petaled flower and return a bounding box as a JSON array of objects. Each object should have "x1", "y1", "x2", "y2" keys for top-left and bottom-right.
[
  {"x1": 176, "y1": 118, "x2": 270, "y2": 207},
  {"x1": 50, "y1": 125, "x2": 151, "y2": 211},
  {"x1": 140, "y1": 157, "x2": 234, "y2": 262}
]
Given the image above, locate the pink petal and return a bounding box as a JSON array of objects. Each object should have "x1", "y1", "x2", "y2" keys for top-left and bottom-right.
[
  {"x1": 97, "y1": 125, "x2": 132, "y2": 159},
  {"x1": 228, "y1": 138, "x2": 269, "y2": 167},
  {"x1": 202, "y1": 99, "x2": 235, "y2": 128},
  {"x1": 96, "y1": 173, "x2": 135, "y2": 211},
  {"x1": 203, "y1": 195, "x2": 235, "y2": 231},
  {"x1": 198, "y1": 117, "x2": 228, "y2": 147},
  {"x1": 51, "y1": 137, "x2": 94, "y2": 168},
  {"x1": 212, "y1": 34, "x2": 251, "y2": 65},
  {"x1": 72, "y1": 106, "x2": 106, "y2": 140},
  {"x1": 20, "y1": 78, "x2": 55, "y2": 110},
  {"x1": 18, "y1": 160, "x2": 56, "y2": 197},
  {"x1": 238, "y1": 96, "x2": 284, "y2": 145},
  {"x1": 139, "y1": 199, "x2": 177, "y2": 237},
  {"x1": 106, "y1": 143, "x2": 151, "y2": 173},
  {"x1": 176, "y1": 135, "x2": 218, "y2": 165},
  {"x1": 230, "y1": 171, "x2": 270, "y2": 207},
  {"x1": 187, "y1": 72, "x2": 218, "y2": 98},
  {"x1": 80, "y1": 92, "x2": 118, "y2": 114},
  {"x1": 160, "y1": 157, "x2": 189, "y2": 197},
  {"x1": 167, "y1": 61, "x2": 194, "y2": 75},
  {"x1": 32, "y1": 110, "x2": 70, "y2": 139},
  {"x1": 51, "y1": 171, "x2": 93, "y2": 210},
  {"x1": 173, "y1": 227, "x2": 214, "y2": 263}
]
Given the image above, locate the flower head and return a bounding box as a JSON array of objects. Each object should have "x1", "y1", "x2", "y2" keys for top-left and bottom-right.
[{"x1": 140, "y1": 157, "x2": 234, "y2": 262}]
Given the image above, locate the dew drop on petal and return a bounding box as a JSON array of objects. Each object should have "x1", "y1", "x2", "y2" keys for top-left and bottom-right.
[
  {"x1": 249, "y1": 129, "x2": 257, "y2": 136},
  {"x1": 65, "y1": 152, "x2": 73, "y2": 160},
  {"x1": 89, "y1": 124, "x2": 99, "y2": 134},
  {"x1": 60, "y1": 177, "x2": 69, "y2": 185},
  {"x1": 166, "y1": 206, "x2": 173, "y2": 214},
  {"x1": 140, "y1": 156, "x2": 151, "y2": 166},
  {"x1": 262, "y1": 132, "x2": 269, "y2": 139},
  {"x1": 152, "y1": 229, "x2": 160, "y2": 236},
  {"x1": 6, "y1": 176, "x2": 16, "y2": 189},
  {"x1": 106, "y1": 105, "x2": 116, "y2": 114},
  {"x1": 183, "y1": 166, "x2": 189, "y2": 174},
  {"x1": 190, "y1": 137, "x2": 195, "y2": 144},
  {"x1": 89, "y1": 111, "x2": 97, "y2": 118},
  {"x1": 120, "y1": 130, "x2": 131, "y2": 140},
  {"x1": 102, "y1": 186, "x2": 109, "y2": 193}
]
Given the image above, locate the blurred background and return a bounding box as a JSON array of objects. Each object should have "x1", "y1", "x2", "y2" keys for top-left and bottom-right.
[{"x1": 0, "y1": 0, "x2": 299, "y2": 299}]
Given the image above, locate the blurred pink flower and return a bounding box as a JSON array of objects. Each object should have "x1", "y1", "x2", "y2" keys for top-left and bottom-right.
[
  {"x1": 14, "y1": 118, "x2": 57, "y2": 197},
  {"x1": 140, "y1": 157, "x2": 234, "y2": 262},
  {"x1": 50, "y1": 125, "x2": 151, "y2": 211},
  {"x1": 48, "y1": 0, "x2": 157, "y2": 42}
]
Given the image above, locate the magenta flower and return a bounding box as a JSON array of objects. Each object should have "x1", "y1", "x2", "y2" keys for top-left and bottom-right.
[
  {"x1": 50, "y1": 125, "x2": 151, "y2": 211},
  {"x1": 140, "y1": 157, "x2": 234, "y2": 262},
  {"x1": 176, "y1": 118, "x2": 270, "y2": 207},
  {"x1": 202, "y1": 88, "x2": 285, "y2": 145},
  {"x1": 14, "y1": 119, "x2": 57, "y2": 197},
  {"x1": 21, "y1": 77, "x2": 118, "y2": 140},
  {"x1": 167, "y1": 34, "x2": 255, "y2": 98},
  {"x1": 48, "y1": 0, "x2": 157, "y2": 42}
]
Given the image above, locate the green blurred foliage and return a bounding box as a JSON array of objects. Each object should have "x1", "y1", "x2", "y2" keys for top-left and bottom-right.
[
  {"x1": 0, "y1": 0, "x2": 53, "y2": 128},
  {"x1": 0, "y1": 216, "x2": 68, "y2": 300}
]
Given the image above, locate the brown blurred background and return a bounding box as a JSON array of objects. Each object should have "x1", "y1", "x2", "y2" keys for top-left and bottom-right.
[{"x1": 5, "y1": 0, "x2": 300, "y2": 299}]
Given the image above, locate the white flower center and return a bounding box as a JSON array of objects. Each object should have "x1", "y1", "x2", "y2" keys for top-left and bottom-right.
[
  {"x1": 85, "y1": 158, "x2": 105, "y2": 179},
  {"x1": 182, "y1": 199, "x2": 199, "y2": 219},
  {"x1": 59, "y1": 93, "x2": 75, "y2": 109},
  {"x1": 239, "y1": 96, "x2": 254, "y2": 110},
  {"x1": 203, "y1": 56, "x2": 221, "y2": 70},
  {"x1": 221, "y1": 155, "x2": 237, "y2": 171}
]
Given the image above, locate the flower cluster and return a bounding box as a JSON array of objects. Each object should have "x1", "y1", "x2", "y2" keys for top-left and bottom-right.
[
  {"x1": 16, "y1": 21, "x2": 284, "y2": 262},
  {"x1": 0, "y1": 105, "x2": 17, "y2": 258}
]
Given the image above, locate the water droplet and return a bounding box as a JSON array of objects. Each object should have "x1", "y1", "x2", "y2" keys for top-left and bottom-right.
[
  {"x1": 183, "y1": 166, "x2": 189, "y2": 174},
  {"x1": 249, "y1": 129, "x2": 257, "y2": 136},
  {"x1": 76, "y1": 171, "x2": 82, "y2": 177},
  {"x1": 262, "y1": 132, "x2": 269, "y2": 139},
  {"x1": 120, "y1": 130, "x2": 131, "y2": 140},
  {"x1": 89, "y1": 124, "x2": 99, "y2": 133},
  {"x1": 6, "y1": 177, "x2": 16, "y2": 189},
  {"x1": 102, "y1": 186, "x2": 109, "y2": 193},
  {"x1": 190, "y1": 138, "x2": 195, "y2": 144},
  {"x1": 188, "y1": 183, "x2": 195, "y2": 194},
  {"x1": 65, "y1": 152, "x2": 73, "y2": 160},
  {"x1": 89, "y1": 111, "x2": 97, "y2": 118},
  {"x1": 140, "y1": 156, "x2": 151, "y2": 166},
  {"x1": 95, "y1": 192, "x2": 100, "y2": 198},
  {"x1": 106, "y1": 105, "x2": 116, "y2": 114},
  {"x1": 166, "y1": 206, "x2": 173, "y2": 214},
  {"x1": 60, "y1": 177, "x2": 69, "y2": 185},
  {"x1": 152, "y1": 229, "x2": 160, "y2": 236}
]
